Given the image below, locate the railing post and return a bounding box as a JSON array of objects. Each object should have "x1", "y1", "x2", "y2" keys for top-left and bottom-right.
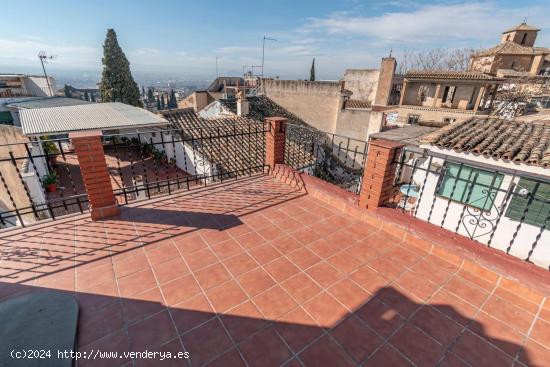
[
  {"x1": 359, "y1": 139, "x2": 404, "y2": 210},
  {"x1": 69, "y1": 130, "x2": 120, "y2": 220},
  {"x1": 265, "y1": 117, "x2": 287, "y2": 171}
]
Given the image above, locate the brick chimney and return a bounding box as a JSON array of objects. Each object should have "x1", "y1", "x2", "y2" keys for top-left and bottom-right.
[{"x1": 373, "y1": 57, "x2": 397, "y2": 107}]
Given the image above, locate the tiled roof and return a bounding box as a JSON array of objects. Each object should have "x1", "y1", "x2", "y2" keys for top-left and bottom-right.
[
  {"x1": 405, "y1": 71, "x2": 497, "y2": 80},
  {"x1": 344, "y1": 99, "x2": 372, "y2": 109},
  {"x1": 474, "y1": 41, "x2": 549, "y2": 57},
  {"x1": 503, "y1": 22, "x2": 540, "y2": 33},
  {"x1": 426, "y1": 118, "x2": 550, "y2": 167},
  {"x1": 163, "y1": 109, "x2": 267, "y2": 174}
]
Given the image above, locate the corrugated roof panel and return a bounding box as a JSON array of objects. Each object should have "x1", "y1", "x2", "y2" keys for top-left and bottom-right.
[{"x1": 20, "y1": 102, "x2": 169, "y2": 135}]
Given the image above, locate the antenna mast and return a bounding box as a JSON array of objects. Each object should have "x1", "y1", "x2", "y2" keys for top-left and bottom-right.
[{"x1": 38, "y1": 51, "x2": 55, "y2": 96}]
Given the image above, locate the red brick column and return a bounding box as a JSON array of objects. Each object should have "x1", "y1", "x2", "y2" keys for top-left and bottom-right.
[
  {"x1": 69, "y1": 130, "x2": 120, "y2": 220},
  {"x1": 359, "y1": 139, "x2": 404, "y2": 210},
  {"x1": 265, "y1": 117, "x2": 287, "y2": 170}
]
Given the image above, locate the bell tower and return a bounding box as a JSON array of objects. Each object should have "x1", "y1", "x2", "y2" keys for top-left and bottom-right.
[{"x1": 500, "y1": 22, "x2": 540, "y2": 47}]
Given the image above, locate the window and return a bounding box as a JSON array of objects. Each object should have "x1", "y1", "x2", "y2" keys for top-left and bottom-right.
[
  {"x1": 443, "y1": 117, "x2": 457, "y2": 124},
  {"x1": 505, "y1": 178, "x2": 550, "y2": 227},
  {"x1": 437, "y1": 162, "x2": 503, "y2": 211},
  {"x1": 407, "y1": 114, "x2": 420, "y2": 125},
  {"x1": 442, "y1": 86, "x2": 456, "y2": 104},
  {"x1": 521, "y1": 33, "x2": 527, "y2": 45},
  {"x1": 0, "y1": 111, "x2": 14, "y2": 126}
]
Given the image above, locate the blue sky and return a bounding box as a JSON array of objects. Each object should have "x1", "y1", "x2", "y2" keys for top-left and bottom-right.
[{"x1": 1, "y1": 0, "x2": 549, "y2": 81}]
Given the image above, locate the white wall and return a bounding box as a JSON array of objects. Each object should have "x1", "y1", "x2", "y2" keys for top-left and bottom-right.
[{"x1": 408, "y1": 153, "x2": 550, "y2": 269}]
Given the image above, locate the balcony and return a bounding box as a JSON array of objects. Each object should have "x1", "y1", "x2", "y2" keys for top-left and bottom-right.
[{"x1": 0, "y1": 118, "x2": 548, "y2": 366}]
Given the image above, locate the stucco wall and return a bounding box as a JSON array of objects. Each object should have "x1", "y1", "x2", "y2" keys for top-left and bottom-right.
[
  {"x1": 342, "y1": 69, "x2": 379, "y2": 102},
  {"x1": 263, "y1": 79, "x2": 342, "y2": 134}
]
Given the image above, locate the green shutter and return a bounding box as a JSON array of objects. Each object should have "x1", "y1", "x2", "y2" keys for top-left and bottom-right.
[
  {"x1": 505, "y1": 178, "x2": 550, "y2": 227},
  {"x1": 437, "y1": 162, "x2": 503, "y2": 211}
]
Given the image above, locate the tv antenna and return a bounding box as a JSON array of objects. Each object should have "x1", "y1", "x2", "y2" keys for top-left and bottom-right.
[
  {"x1": 38, "y1": 50, "x2": 56, "y2": 96},
  {"x1": 261, "y1": 36, "x2": 277, "y2": 79}
]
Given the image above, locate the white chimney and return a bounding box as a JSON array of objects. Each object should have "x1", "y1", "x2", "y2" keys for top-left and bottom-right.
[{"x1": 236, "y1": 89, "x2": 249, "y2": 116}]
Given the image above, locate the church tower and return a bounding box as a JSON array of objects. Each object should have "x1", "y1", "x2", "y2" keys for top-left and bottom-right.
[{"x1": 500, "y1": 22, "x2": 540, "y2": 47}]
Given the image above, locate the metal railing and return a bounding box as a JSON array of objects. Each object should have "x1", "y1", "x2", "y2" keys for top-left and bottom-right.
[
  {"x1": 393, "y1": 146, "x2": 550, "y2": 265},
  {"x1": 0, "y1": 137, "x2": 88, "y2": 229},
  {"x1": 284, "y1": 123, "x2": 368, "y2": 194}
]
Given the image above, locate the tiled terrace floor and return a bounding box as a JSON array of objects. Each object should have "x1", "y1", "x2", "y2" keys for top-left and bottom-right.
[{"x1": 1, "y1": 174, "x2": 549, "y2": 366}]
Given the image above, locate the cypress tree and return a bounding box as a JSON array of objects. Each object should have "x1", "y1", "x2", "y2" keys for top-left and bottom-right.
[
  {"x1": 309, "y1": 58, "x2": 316, "y2": 81},
  {"x1": 99, "y1": 28, "x2": 142, "y2": 107},
  {"x1": 156, "y1": 96, "x2": 161, "y2": 110},
  {"x1": 91, "y1": 93, "x2": 96, "y2": 102},
  {"x1": 147, "y1": 88, "x2": 154, "y2": 101},
  {"x1": 64, "y1": 85, "x2": 72, "y2": 98},
  {"x1": 168, "y1": 89, "x2": 177, "y2": 109},
  {"x1": 160, "y1": 94, "x2": 165, "y2": 109},
  {"x1": 84, "y1": 91, "x2": 90, "y2": 101}
]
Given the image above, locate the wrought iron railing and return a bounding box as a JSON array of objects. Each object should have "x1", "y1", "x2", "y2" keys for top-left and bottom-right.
[
  {"x1": 0, "y1": 137, "x2": 88, "y2": 229},
  {"x1": 284, "y1": 123, "x2": 368, "y2": 194},
  {"x1": 393, "y1": 146, "x2": 550, "y2": 265}
]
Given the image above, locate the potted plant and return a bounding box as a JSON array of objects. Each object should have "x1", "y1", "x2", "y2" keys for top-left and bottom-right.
[
  {"x1": 43, "y1": 172, "x2": 58, "y2": 193},
  {"x1": 42, "y1": 140, "x2": 60, "y2": 166}
]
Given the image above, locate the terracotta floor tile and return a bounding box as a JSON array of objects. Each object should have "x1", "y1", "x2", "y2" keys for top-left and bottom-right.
[
  {"x1": 181, "y1": 318, "x2": 234, "y2": 366},
  {"x1": 430, "y1": 289, "x2": 479, "y2": 326},
  {"x1": 211, "y1": 238, "x2": 243, "y2": 260},
  {"x1": 307, "y1": 238, "x2": 340, "y2": 259},
  {"x1": 299, "y1": 335, "x2": 355, "y2": 367},
  {"x1": 443, "y1": 276, "x2": 490, "y2": 308},
  {"x1": 493, "y1": 285, "x2": 541, "y2": 315},
  {"x1": 410, "y1": 305, "x2": 463, "y2": 348},
  {"x1": 205, "y1": 348, "x2": 246, "y2": 367},
  {"x1": 222, "y1": 301, "x2": 268, "y2": 343},
  {"x1": 256, "y1": 224, "x2": 285, "y2": 242},
  {"x1": 395, "y1": 271, "x2": 440, "y2": 302},
  {"x1": 330, "y1": 315, "x2": 383, "y2": 363},
  {"x1": 121, "y1": 287, "x2": 165, "y2": 325},
  {"x1": 328, "y1": 278, "x2": 370, "y2": 311},
  {"x1": 113, "y1": 252, "x2": 149, "y2": 278},
  {"x1": 482, "y1": 294, "x2": 535, "y2": 334},
  {"x1": 275, "y1": 307, "x2": 322, "y2": 353},
  {"x1": 305, "y1": 262, "x2": 344, "y2": 289},
  {"x1": 160, "y1": 274, "x2": 201, "y2": 306},
  {"x1": 287, "y1": 247, "x2": 322, "y2": 270},
  {"x1": 291, "y1": 228, "x2": 321, "y2": 245},
  {"x1": 253, "y1": 285, "x2": 298, "y2": 320},
  {"x1": 248, "y1": 243, "x2": 281, "y2": 265},
  {"x1": 327, "y1": 250, "x2": 363, "y2": 274},
  {"x1": 225, "y1": 223, "x2": 253, "y2": 238},
  {"x1": 206, "y1": 280, "x2": 248, "y2": 313},
  {"x1": 390, "y1": 323, "x2": 446, "y2": 367},
  {"x1": 385, "y1": 245, "x2": 425, "y2": 268},
  {"x1": 364, "y1": 344, "x2": 414, "y2": 367},
  {"x1": 171, "y1": 293, "x2": 215, "y2": 334},
  {"x1": 134, "y1": 338, "x2": 187, "y2": 367},
  {"x1": 270, "y1": 235, "x2": 302, "y2": 254},
  {"x1": 78, "y1": 302, "x2": 125, "y2": 347},
  {"x1": 184, "y1": 248, "x2": 219, "y2": 272},
  {"x1": 223, "y1": 253, "x2": 258, "y2": 277},
  {"x1": 201, "y1": 229, "x2": 231, "y2": 246},
  {"x1": 354, "y1": 297, "x2": 406, "y2": 338},
  {"x1": 195, "y1": 262, "x2": 232, "y2": 290},
  {"x1": 530, "y1": 318, "x2": 550, "y2": 349},
  {"x1": 78, "y1": 330, "x2": 131, "y2": 367},
  {"x1": 457, "y1": 269, "x2": 497, "y2": 292},
  {"x1": 237, "y1": 268, "x2": 275, "y2": 297},
  {"x1": 281, "y1": 273, "x2": 323, "y2": 304},
  {"x1": 451, "y1": 330, "x2": 514, "y2": 367},
  {"x1": 369, "y1": 257, "x2": 408, "y2": 281},
  {"x1": 239, "y1": 328, "x2": 293, "y2": 366},
  {"x1": 303, "y1": 291, "x2": 348, "y2": 328},
  {"x1": 128, "y1": 310, "x2": 177, "y2": 351},
  {"x1": 264, "y1": 257, "x2": 300, "y2": 283},
  {"x1": 146, "y1": 242, "x2": 180, "y2": 266},
  {"x1": 152, "y1": 256, "x2": 189, "y2": 284},
  {"x1": 469, "y1": 311, "x2": 525, "y2": 357},
  {"x1": 520, "y1": 338, "x2": 550, "y2": 367},
  {"x1": 376, "y1": 287, "x2": 422, "y2": 319},
  {"x1": 349, "y1": 265, "x2": 390, "y2": 294},
  {"x1": 437, "y1": 352, "x2": 470, "y2": 367},
  {"x1": 118, "y1": 268, "x2": 157, "y2": 297},
  {"x1": 234, "y1": 232, "x2": 266, "y2": 250},
  {"x1": 174, "y1": 234, "x2": 207, "y2": 255},
  {"x1": 325, "y1": 230, "x2": 357, "y2": 249}
]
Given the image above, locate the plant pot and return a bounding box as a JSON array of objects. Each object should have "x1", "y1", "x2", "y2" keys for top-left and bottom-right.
[
  {"x1": 49, "y1": 156, "x2": 58, "y2": 166},
  {"x1": 45, "y1": 183, "x2": 57, "y2": 193}
]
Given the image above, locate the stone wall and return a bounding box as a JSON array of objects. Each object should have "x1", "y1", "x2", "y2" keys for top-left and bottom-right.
[{"x1": 342, "y1": 69, "x2": 379, "y2": 101}]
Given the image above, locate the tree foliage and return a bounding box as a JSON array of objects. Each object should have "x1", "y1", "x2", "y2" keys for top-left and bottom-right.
[
  {"x1": 396, "y1": 48, "x2": 476, "y2": 74},
  {"x1": 99, "y1": 28, "x2": 142, "y2": 107},
  {"x1": 168, "y1": 89, "x2": 177, "y2": 109},
  {"x1": 147, "y1": 88, "x2": 154, "y2": 101},
  {"x1": 309, "y1": 58, "x2": 316, "y2": 81},
  {"x1": 64, "y1": 85, "x2": 72, "y2": 98}
]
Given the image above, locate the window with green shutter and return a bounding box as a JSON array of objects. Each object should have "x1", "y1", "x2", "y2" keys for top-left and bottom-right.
[
  {"x1": 437, "y1": 162, "x2": 504, "y2": 211},
  {"x1": 505, "y1": 178, "x2": 550, "y2": 227}
]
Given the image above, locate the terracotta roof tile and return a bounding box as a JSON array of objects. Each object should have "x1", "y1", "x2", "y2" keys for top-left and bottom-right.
[
  {"x1": 502, "y1": 23, "x2": 540, "y2": 33},
  {"x1": 429, "y1": 118, "x2": 550, "y2": 167},
  {"x1": 344, "y1": 99, "x2": 372, "y2": 109},
  {"x1": 474, "y1": 41, "x2": 549, "y2": 57},
  {"x1": 404, "y1": 71, "x2": 497, "y2": 80}
]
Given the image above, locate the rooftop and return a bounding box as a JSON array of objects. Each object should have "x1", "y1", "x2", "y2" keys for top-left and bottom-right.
[
  {"x1": 474, "y1": 41, "x2": 549, "y2": 57},
  {"x1": 370, "y1": 125, "x2": 440, "y2": 146},
  {"x1": 6, "y1": 96, "x2": 90, "y2": 110},
  {"x1": 405, "y1": 71, "x2": 499, "y2": 81},
  {"x1": 1, "y1": 173, "x2": 549, "y2": 366},
  {"x1": 423, "y1": 118, "x2": 550, "y2": 167},
  {"x1": 503, "y1": 22, "x2": 541, "y2": 33},
  {"x1": 19, "y1": 102, "x2": 169, "y2": 136}
]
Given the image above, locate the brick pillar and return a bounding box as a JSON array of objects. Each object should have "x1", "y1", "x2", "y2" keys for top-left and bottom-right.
[
  {"x1": 265, "y1": 117, "x2": 287, "y2": 170},
  {"x1": 359, "y1": 139, "x2": 404, "y2": 210},
  {"x1": 69, "y1": 130, "x2": 120, "y2": 220}
]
